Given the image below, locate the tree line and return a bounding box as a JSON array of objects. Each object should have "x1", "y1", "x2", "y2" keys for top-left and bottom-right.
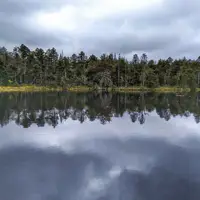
[
  {"x1": 1, "y1": 44, "x2": 200, "y2": 88},
  {"x1": 0, "y1": 92, "x2": 200, "y2": 128}
]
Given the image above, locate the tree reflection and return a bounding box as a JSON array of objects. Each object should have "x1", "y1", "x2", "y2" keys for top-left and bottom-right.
[{"x1": 0, "y1": 92, "x2": 200, "y2": 128}]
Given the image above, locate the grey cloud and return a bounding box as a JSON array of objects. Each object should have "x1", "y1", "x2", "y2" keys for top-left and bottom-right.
[
  {"x1": 0, "y1": 0, "x2": 200, "y2": 58},
  {"x1": 0, "y1": 0, "x2": 70, "y2": 15},
  {"x1": 84, "y1": 32, "x2": 179, "y2": 55},
  {"x1": 25, "y1": 34, "x2": 64, "y2": 48},
  {"x1": 132, "y1": 0, "x2": 200, "y2": 28},
  {"x1": 79, "y1": 0, "x2": 200, "y2": 58},
  {"x1": 0, "y1": 19, "x2": 63, "y2": 48},
  {"x1": 167, "y1": 42, "x2": 200, "y2": 59},
  {"x1": 133, "y1": 0, "x2": 200, "y2": 58},
  {"x1": 0, "y1": 0, "x2": 68, "y2": 49}
]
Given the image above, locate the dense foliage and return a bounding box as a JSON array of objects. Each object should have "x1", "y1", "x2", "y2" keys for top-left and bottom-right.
[
  {"x1": 0, "y1": 92, "x2": 200, "y2": 128},
  {"x1": 1, "y1": 45, "x2": 200, "y2": 88}
]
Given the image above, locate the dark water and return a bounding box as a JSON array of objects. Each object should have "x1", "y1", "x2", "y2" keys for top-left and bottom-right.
[{"x1": 0, "y1": 92, "x2": 200, "y2": 200}]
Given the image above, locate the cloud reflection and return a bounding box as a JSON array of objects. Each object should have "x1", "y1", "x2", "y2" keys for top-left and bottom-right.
[{"x1": 0, "y1": 135, "x2": 200, "y2": 199}]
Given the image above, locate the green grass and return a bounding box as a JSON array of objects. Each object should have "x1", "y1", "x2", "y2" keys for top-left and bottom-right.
[
  {"x1": 114, "y1": 87, "x2": 195, "y2": 93},
  {"x1": 0, "y1": 85, "x2": 198, "y2": 93},
  {"x1": 152, "y1": 87, "x2": 190, "y2": 93},
  {"x1": 0, "y1": 85, "x2": 62, "y2": 92},
  {"x1": 0, "y1": 85, "x2": 92, "y2": 93},
  {"x1": 113, "y1": 87, "x2": 149, "y2": 92},
  {"x1": 67, "y1": 86, "x2": 91, "y2": 92}
]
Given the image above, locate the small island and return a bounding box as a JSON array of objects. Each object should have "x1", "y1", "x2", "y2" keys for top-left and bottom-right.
[{"x1": 0, "y1": 44, "x2": 200, "y2": 92}]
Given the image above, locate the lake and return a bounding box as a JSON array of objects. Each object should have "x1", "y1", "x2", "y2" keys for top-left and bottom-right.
[{"x1": 0, "y1": 92, "x2": 200, "y2": 200}]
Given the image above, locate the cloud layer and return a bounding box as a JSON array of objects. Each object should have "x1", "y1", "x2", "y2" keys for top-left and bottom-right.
[{"x1": 1, "y1": 0, "x2": 200, "y2": 59}]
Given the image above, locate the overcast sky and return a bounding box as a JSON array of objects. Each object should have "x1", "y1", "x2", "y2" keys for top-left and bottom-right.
[{"x1": 0, "y1": 0, "x2": 200, "y2": 59}]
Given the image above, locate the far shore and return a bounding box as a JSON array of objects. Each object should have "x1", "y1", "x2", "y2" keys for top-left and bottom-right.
[{"x1": 0, "y1": 86, "x2": 199, "y2": 93}]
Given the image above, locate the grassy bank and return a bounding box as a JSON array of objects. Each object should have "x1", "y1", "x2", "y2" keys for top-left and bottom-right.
[
  {"x1": 113, "y1": 87, "x2": 198, "y2": 93},
  {"x1": 0, "y1": 86, "x2": 93, "y2": 93},
  {"x1": 0, "y1": 86, "x2": 63, "y2": 92},
  {"x1": 67, "y1": 86, "x2": 92, "y2": 92},
  {"x1": 0, "y1": 86, "x2": 199, "y2": 93}
]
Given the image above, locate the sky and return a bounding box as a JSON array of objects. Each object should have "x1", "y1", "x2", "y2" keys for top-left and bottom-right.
[{"x1": 0, "y1": 0, "x2": 200, "y2": 59}]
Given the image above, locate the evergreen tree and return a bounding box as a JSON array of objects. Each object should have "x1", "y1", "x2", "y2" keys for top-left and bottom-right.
[{"x1": 0, "y1": 44, "x2": 199, "y2": 88}]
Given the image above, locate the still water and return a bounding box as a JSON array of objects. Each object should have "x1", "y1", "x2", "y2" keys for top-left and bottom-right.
[{"x1": 0, "y1": 92, "x2": 200, "y2": 200}]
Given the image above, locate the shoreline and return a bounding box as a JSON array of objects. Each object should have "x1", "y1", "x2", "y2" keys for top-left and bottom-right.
[{"x1": 0, "y1": 86, "x2": 199, "y2": 93}]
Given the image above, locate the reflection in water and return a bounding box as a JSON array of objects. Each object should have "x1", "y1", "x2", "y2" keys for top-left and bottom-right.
[
  {"x1": 1, "y1": 138, "x2": 200, "y2": 200},
  {"x1": 0, "y1": 92, "x2": 200, "y2": 127},
  {"x1": 0, "y1": 92, "x2": 200, "y2": 200}
]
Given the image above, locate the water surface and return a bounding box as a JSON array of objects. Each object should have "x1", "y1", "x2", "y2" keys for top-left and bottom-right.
[{"x1": 0, "y1": 92, "x2": 200, "y2": 200}]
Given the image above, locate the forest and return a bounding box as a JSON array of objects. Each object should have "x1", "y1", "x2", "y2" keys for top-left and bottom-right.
[{"x1": 1, "y1": 44, "x2": 200, "y2": 89}]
